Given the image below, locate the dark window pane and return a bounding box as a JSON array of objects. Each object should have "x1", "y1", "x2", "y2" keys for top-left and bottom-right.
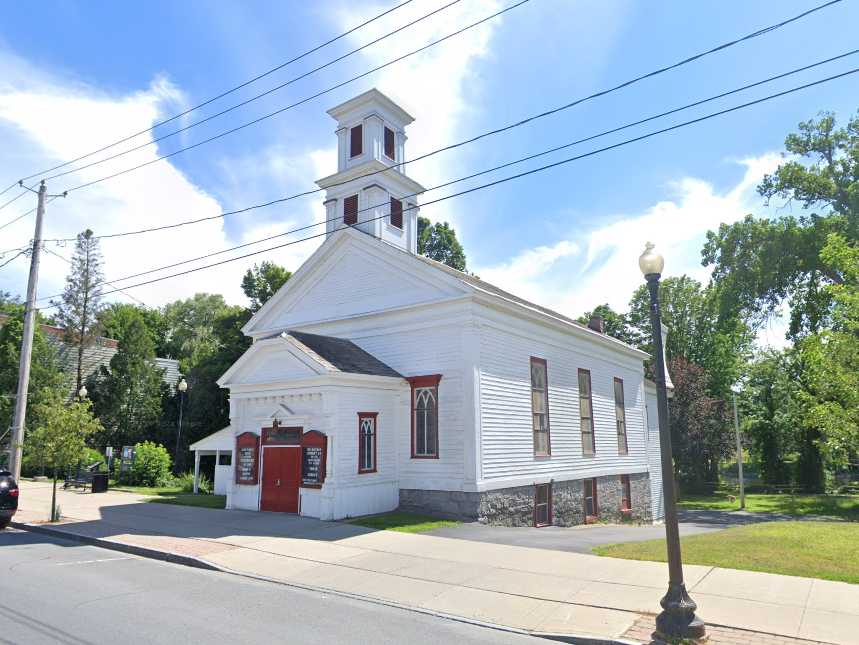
[
  {"x1": 344, "y1": 195, "x2": 358, "y2": 225},
  {"x1": 350, "y1": 124, "x2": 362, "y2": 157},
  {"x1": 384, "y1": 126, "x2": 395, "y2": 159},
  {"x1": 390, "y1": 198, "x2": 403, "y2": 229}
]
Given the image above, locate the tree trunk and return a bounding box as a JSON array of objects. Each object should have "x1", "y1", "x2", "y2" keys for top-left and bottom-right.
[{"x1": 51, "y1": 469, "x2": 58, "y2": 522}]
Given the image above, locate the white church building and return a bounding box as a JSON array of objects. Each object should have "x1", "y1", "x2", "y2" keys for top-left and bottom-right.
[{"x1": 195, "y1": 88, "x2": 667, "y2": 527}]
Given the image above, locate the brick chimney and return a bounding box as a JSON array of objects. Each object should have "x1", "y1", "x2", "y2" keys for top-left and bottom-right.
[{"x1": 588, "y1": 315, "x2": 605, "y2": 334}]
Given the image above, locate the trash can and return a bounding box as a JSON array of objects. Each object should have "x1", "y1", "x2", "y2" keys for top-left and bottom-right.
[{"x1": 91, "y1": 473, "x2": 109, "y2": 494}]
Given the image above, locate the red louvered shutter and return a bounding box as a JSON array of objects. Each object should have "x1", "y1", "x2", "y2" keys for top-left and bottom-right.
[
  {"x1": 344, "y1": 195, "x2": 358, "y2": 225},
  {"x1": 390, "y1": 198, "x2": 403, "y2": 229},
  {"x1": 350, "y1": 125, "x2": 362, "y2": 157}
]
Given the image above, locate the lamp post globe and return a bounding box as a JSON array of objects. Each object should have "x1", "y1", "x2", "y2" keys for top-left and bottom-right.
[
  {"x1": 639, "y1": 242, "x2": 705, "y2": 639},
  {"x1": 178, "y1": 378, "x2": 188, "y2": 393},
  {"x1": 77, "y1": 385, "x2": 87, "y2": 399}
]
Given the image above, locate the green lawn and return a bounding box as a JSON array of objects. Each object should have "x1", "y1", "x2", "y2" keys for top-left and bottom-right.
[
  {"x1": 678, "y1": 491, "x2": 859, "y2": 521},
  {"x1": 594, "y1": 521, "x2": 859, "y2": 584},
  {"x1": 348, "y1": 512, "x2": 461, "y2": 533},
  {"x1": 146, "y1": 493, "x2": 226, "y2": 509}
]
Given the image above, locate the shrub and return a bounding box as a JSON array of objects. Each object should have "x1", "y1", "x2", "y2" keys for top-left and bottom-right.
[
  {"x1": 129, "y1": 442, "x2": 172, "y2": 487},
  {"x1": 175, "y1": 471, "x2": 212, "y2": 495}
]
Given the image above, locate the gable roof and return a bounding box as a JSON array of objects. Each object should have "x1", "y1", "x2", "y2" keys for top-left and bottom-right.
[
  {"x1": 242, "y1": 227, "x2": 647, "y2": 360},
  {"x1": 285, "y1": 331, "x2": 402, "y2": 378}
]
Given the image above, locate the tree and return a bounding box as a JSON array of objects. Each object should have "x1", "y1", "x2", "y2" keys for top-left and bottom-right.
[
  {"x1": 89, "y1": 315, "x2": 165, "y2": 448},
  {"x1": 667, "y1": 357, "x2": 733, "y2": 491},
  {"x1": 0, "y1": 309, "x2": 66, "y2": 458},
  {"x1": 241, "y1": 261, "x2": 292, "y2": 312},
  {"x1": 29, "y1": 393, "x2": 102, "y2": 521},
  {"x1": 626, "y1": 276, "x2": 752, "y2": 396},
  {"x1": 741, "y1": 351, "x2": 801, "y2": 485},
  {"x1": 703, "y1": 110, "x2": 858, "y2": 338},
  {"x1": 418, "y1": 216, "x2": 467, "y2": 271},
  {"x1": 98, "y1": 303, "x2": 167, "y2": 352},
  {"x1": 161, "y1": 294, "x2": 237, "y2": 371},
  {"x1": 54, "y1": 229, "x2": 105, "y2": 392},
  {"x1": 576, "y1": 303, "x2": 635, "y2": 344}
]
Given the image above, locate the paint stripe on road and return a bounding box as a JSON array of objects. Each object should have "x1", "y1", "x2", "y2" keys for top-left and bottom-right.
[{"x1": 55, "y1": 557, "x2": 134, "y2": 566}]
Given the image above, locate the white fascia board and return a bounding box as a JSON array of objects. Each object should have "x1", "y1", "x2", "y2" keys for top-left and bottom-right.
[
  {"x1": 228, "y1": 372, "x2": 407, "y2": 398},
  {"x1": 470, "y1": 291, "x2": 649, "y2": 362},
  {"x1": 316, "y1": 158, "x2": 426, "y2": 195},
  {"x1": 217, "y1": 334, "x2": 329, "y2": 387},
  {"x1": 327, "y1": 88, "x2": 415, "y2": 125}
]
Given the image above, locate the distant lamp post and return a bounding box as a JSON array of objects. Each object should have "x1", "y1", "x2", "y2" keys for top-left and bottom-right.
[
  {"x1": 731, "y1": 384, "x2": 746, "y2": 510},
  {"x1": 77, "y1": 385, "x2": 87, "y2": 399},
  {"x1": 175, "y1": 378, "x2": 188, "y2": 474},
  {"x1": 639, "y1": 242, "x2": 706, "y2": 640}
]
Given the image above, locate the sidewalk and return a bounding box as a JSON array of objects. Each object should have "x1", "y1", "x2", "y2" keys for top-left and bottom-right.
[{"x1": 13, "y1": 481, "x2": 858, "y2": 644}]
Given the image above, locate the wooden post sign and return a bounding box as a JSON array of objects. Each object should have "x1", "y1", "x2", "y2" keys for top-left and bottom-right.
[
  {"x1": 301, "y1": 430, "x2": 327, "y2": 488},
  {"x1": 235, "y1": 432, "x2": 260, "y2": 485}
]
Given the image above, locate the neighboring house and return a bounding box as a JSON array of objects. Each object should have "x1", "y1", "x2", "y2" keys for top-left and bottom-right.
[
  {"x1": 0, "y1": 314, "x2": 181, "y2": 397},
  {"x1": 206, "y1": 89, "x2": 667, "y2": 526}
]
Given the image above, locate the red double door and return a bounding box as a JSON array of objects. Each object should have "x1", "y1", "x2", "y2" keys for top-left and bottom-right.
[{"x1": 260, "y1": 447, "x2": 301, "y2": 513}]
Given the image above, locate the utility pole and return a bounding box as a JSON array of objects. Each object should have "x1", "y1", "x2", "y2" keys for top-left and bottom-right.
[
  {"x1": 8, "y1": 181, "x2": 47, "y2": 480},
  {"x1": 732, "y1": 390, "x2": 746, "y2": 510}
]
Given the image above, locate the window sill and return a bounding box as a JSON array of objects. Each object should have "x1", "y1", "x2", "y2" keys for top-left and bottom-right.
[
  {"x1": 411, "y1": 454, "x2": 439, "y2": 460},
  {"x1": 358, "y1": 469, "x2": 377, "y2": 475},
  {"x1": 386, "y1": 222, "x2": 403, "y2": 234},
  {"x1": 533, "y1": 453, "x2": 551, "y2": 459}
]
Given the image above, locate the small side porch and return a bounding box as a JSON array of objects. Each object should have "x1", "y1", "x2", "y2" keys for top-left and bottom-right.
[{"x1": 189, "y1": 426, "x2": 234, "y2": 495}]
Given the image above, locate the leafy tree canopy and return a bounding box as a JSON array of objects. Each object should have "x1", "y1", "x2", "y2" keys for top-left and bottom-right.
[
  {"x1": 98, "y1": 303, "x2": 167, "y2": 351},
  {"x1": 575, "y1": 303, "x2": 635, "y2": 345},
  {"x1": 418, "y1": 216, "x2": 467, "y2": 271},
  {"x1": 241, "y1": 261, "x2": 292, "y2": 312},
  {"x1": 703, "y1": 110, "x2": 858, "y2": 339},
  {"x1": 160, "y1": 293, "x2": 242, "y2": 371}
]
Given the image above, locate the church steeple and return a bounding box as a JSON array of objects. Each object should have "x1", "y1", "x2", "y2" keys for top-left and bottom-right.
[{"x1": 316, "y1": 89, "x2": 425, "y2": 253}]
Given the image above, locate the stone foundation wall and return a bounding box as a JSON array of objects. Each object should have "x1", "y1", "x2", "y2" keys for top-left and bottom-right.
[
  {"x1": 400, "y1": 472, "x2": 652, "y2": 526},
  {"x1": 398, "y1": 488, "x2": 480, "y2": 520}
]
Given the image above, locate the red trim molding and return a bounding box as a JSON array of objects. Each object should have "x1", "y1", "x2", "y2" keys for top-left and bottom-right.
[
  {"x1": 407, "y1": 375, "x2": 442, "y2": 459},
  {"x1": 357, "y1": 412, "x2": 378, "y2": 474}
]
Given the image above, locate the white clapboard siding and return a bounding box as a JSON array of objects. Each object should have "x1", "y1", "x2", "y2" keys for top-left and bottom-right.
[
  {"x1": 645, "y1": 387, "x2": 665, "y2": 521},
  {"x1": 478, "y1": 321, "x2": 649, "y2": 485}
]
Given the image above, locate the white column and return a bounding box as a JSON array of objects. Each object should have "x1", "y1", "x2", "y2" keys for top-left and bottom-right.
[{"x1": 193, "y1": 451, "x2": 201, "y2": 494}]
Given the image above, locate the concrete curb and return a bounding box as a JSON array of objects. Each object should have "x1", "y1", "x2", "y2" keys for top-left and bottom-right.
[
  {"x1": 11, "y1": 520, "x2": 643, "y2": 645},
  {"x1": 10, "y1": 521, "x2": 221, "y2": 572}
]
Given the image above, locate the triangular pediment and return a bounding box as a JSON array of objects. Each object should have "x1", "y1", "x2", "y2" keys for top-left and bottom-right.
[
  {"x1": 243, "y1": 229, "x2": 470, "y2": 337},
  {"x1": 218, "y1": 337, "x2": 326, "y2": 387}
]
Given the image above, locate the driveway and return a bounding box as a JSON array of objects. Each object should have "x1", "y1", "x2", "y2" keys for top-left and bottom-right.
[{"x1": 424, "y1": 509, "x2": 796, "y2": 553}]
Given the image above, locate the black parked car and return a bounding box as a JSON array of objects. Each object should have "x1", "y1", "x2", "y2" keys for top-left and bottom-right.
[{"x1": 0, "y1": 470, "x2": 19, "y2": 529}]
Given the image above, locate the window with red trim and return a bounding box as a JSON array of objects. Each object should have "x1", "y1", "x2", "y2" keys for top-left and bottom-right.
[
  {"x1": 534, "y1": 483, "x2": 552, "y2": 527},
  {"x1": 389, "y1": 198, "x2": 403, "y2": 229},
  {"x1": 584, "y1": 478, "x2": 598, "y2": 521},
  {"x1": 384, "y1": 126, "x2": 396, "y2": 160},
  {"x1": 344, "y1": 194, "x2": 358, "y2": 225},
  {"x1": 620, "y1": 475, "x2": 632, "y2": 512},
  {"x1": 579, "y1": 369, "x2": 595, "y2": 456},
  {"x1": 358, "y1": 412, "x2": 377, "y2": 473},
  {"x1": 408, "y1": 375, "x2": 441, "y2": 458},
  {"x1": 614, "y1": 377, "x2": 628, "y2": 455},
  {"x1": 530, "y1": 357, "x2": 550, "y2": 456},
  {"x1": 350, "y1": 124, "x2": 363, "y2": 157}
]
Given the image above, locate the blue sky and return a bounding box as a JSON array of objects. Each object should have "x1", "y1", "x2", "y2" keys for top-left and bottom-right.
[{"x1": 0, "y1": 0, "x2": 856, "y2": 346}]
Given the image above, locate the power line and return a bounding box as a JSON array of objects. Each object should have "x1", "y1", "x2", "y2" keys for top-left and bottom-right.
[
  {"x1": 0, "y1": 189, "x2": 28, "y2": 214},
  {"x1": 41, "y1": 0, "x2": 464, "y2": 183},
  {"x1": 61, "y1": 52, "x2": 854, "y2": 290},
  {"x1": 0, "y1": 249, "x2": 27, "y2": 271},
  {"x1": 37, "y1": 67, "x2": 859, "y2": 305},
  {"x1": 50, "y1": 1, "x2": 525, "y2": 196},
  {"x1": 0, "y1": 206, "x2": 37, "y2": 233},
  {"x1": 41, "y1": 246, "x2": 149, "y2": 307},
  {"x1": 11, "y1": 0, "x2": 418, "y2": 185},
  {"x1": 42, "y1": 2, "x2": 846, "y2": 244},
  {"x1": 36, "y1": 55, "x2": 859, "y2": 296}
]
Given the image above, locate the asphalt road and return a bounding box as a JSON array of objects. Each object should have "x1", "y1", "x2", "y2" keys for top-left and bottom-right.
[{"x1": 0, "y1": 529, "x2": 544, "y2": 645}]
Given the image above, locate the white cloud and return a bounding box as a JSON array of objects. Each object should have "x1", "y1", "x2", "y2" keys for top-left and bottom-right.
[
  {"x1": 472, "y1": 154, "x2": 790, "y2": 346},
  {"x1": 0, "y1": 55, "x2": 319, "y2": 310}
]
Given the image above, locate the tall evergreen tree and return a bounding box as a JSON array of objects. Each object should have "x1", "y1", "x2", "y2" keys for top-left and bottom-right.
[
  {"x1": 55, "y1": 229, "x2": 104, "y2": 393},
  {"x1": 89, "y1": 315, "x2": 165, "y2": 448}
]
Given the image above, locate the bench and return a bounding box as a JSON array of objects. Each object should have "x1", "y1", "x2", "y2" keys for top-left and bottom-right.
[{"x1": 63, "y1": 462, "x2": 104, "y2": 491}]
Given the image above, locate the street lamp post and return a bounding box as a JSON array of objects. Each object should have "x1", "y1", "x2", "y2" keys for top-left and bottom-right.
[
  {"x1": 174, "y1": 378, "x2": 187, "y2": 474},
  {"x1": 639, "y1": 242, "x2": 705, "y2": 639}
]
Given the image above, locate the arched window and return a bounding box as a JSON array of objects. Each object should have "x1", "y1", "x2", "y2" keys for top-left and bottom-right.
[
  {"x1": 358, "y1": 413, "x2": 377, "y2": 473},
  {"x1": 407, "y1": 375, "x2": 441, "y2": 458}
]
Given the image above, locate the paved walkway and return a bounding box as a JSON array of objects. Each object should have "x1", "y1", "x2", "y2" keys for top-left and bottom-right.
[{"x1": 13, "y1": 481, "x2": 859, "y2": 644}]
